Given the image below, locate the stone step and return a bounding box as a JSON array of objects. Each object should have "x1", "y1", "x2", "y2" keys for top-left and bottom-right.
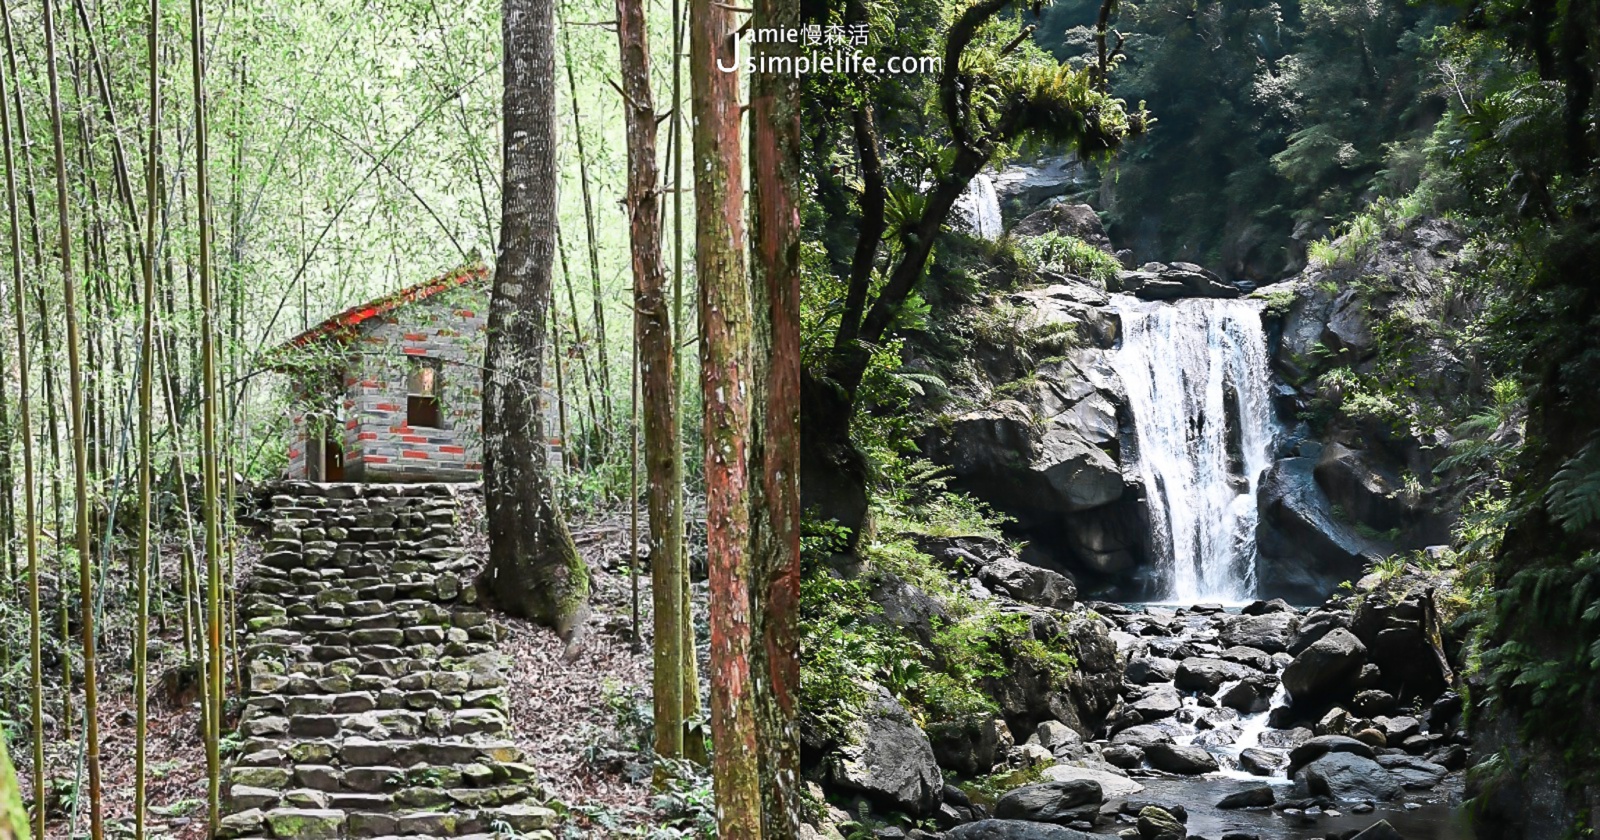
[{"x1": 222, "y1": 484, "x2": 548, "y2": 838}]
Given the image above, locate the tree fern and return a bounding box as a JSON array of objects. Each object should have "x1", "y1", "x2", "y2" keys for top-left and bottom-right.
[{"x1": 1546, "y1": 439, "x2": 1600, "y2": 533}]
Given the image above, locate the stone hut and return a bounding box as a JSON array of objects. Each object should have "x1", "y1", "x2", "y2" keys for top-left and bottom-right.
[{"x1": 273, "y1": 265, "x2": 491, "y2": 482}]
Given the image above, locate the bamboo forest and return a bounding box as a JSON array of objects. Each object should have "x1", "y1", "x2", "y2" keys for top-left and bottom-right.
[{"x1": 0, "y1": 0, "x2": 1596, "y2": 835}]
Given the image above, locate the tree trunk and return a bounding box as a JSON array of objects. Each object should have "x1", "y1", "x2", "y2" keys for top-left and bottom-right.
[
  {"x1": 134, "y1": 0, "x2": 161, "y2": 835},
  {"x1": 614, "y1": 0, "x2": 686, "y2": 765},
  {"x1": 187, "y1": 0, "x2": 226, "y2": 830},
  {"x1": 748, "y1": 0, "x2": 804, "y2": 829},
  {"x1": 0, "y1": 26, "x2": 42, "y2": 834},
  {"x1": 479, "y1": 0, "x2": 589, "y2": 637},
  {"x1": 41, "y1": 0, "x2": 103, "y2": 832},
  {"x1": 690, "y1": 0, "x2": 762, "y2": 832}
]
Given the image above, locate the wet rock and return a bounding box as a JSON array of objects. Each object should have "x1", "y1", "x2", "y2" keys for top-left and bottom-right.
[
  {"x1": 1282, "y1": 629, "x2": 1367, "y2": 704},
  {"x1": 1126, "y1": 656, "x2": 1179, "y2": 685},
  {"x1": 1258, "y1": 726, "x2": 1314, "y2": 750},
  {"x1": 1144, "y1": 743, "x2": 1220, "y2": 775},
  {"x1": 994, "y1": 779, "x2": 1104, "y2": 824},
  {"x1": 1104, "y1": 745, "x2": 1144, "y2": 769},
  {"x1": 1287, "y1": 734, "x2": 1377, "y2": 776},
  {"x1": 1136, "y1": 805, "x2": 1187, "y2": 840},
  {"x1": 1242, "y1": 599, "x2": 1294, "y2": 615},
  {"x1": 1257, "y1": 459, "x2": 1387, "y2": 602},
  {"x1": 1239, "y1": 747, "x2": 1287, "y2": 776},
  {"x1": 1110, "y1": 724, "x2": 1175, "y2": 749},
  {"x1": 1131, "y1": 687, "x2": 1183, "y2": 721},
  {"x1": 1217, "y1": 783, "x2": 1276, "y2": 809},
  {"x1": 1375, "y1": 754, "x2": 1447, "y2": 790},
  {"x1": 1219, "y1": 612, "x2": 1298, "y2": 654},
  {"x1": 1294, "y1": 752, "x2": 1403, "y2": 801},
  {"x1": 1175, "y1": 657, "x2": 1257, "y2": 694},
  {"x1": 1217, "y1": 674, "x2": 1278, "y2": 713}
]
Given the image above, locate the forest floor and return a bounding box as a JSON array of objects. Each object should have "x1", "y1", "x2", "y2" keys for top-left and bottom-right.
[{"x1": 14, "y1": 486, "x2": 684, "y2": 839}]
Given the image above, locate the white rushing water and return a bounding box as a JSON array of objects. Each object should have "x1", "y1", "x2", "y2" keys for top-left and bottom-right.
[
  {"x1": 1111, "y1": 296, "x2": 1276, "y2": 604},
  {"x1": 954, "y1": 173, "x2": 1003, "y2": 240}
]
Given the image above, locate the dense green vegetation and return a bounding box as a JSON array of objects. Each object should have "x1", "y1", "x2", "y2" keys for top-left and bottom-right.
[
  {"x1": 798, "y1": 0, "x2": 1599, "y2": 829},
  {"x1": 1035, "y1": 0, "x2": 1455, "y2": 278}
]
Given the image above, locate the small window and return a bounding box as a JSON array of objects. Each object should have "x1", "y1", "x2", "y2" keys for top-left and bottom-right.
[{"x1": 407, "y1": 358, "x2": 443, "y2": 428}]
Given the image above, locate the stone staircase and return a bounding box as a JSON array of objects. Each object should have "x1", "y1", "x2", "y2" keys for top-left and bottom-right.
[{"x1": 220, "y1": 482, "x2": 555, "y2": 840}]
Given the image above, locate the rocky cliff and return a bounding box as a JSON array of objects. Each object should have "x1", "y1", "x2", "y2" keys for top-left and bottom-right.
[{"x1": 915, "y1": 200, "x2": 1489, "y2": 604}]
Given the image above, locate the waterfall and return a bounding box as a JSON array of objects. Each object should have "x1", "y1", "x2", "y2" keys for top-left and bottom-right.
[
  {"x1": 1110, "y1": 296, "x2": 1276, "y2": 604},
  {"x1": 954, "y1": 173, "x2": 1003, "y2": 240}
]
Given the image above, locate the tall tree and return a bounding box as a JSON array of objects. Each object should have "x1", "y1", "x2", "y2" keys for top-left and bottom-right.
[
  {"x1": 134, "y1": 0, "x2": 161, "y2": 835},
  {"x1": 479, "y1": 0, "x2": 589, "y2": 635},
  {"x1": 614, "y1": 0, "x2": 687, "y2": 764},
  {"x1": 690, "y1": 0, "x2": 762, "y2": 831},
  {"x1": 189, "y1": 0, "x2": 226, "y2": 830},
  {"x1": 748, "y1": 0, "x2": 803, "y2": 829},
  {"x1": 0, "y1": 16, "x2": 41, "y2": 835},
  {"x1": 800, "y1": 0, "x2": 1145, "y2": 536},
  {"x1": 41, "y1": 0, "x2": 104, "y2": 832}
]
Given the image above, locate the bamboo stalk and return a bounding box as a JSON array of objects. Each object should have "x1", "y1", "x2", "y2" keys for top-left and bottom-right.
[
  {"x1": 0, "y1": 9, "x2": 44, "y2": 832},
  {"x1": 42, "y1": 0, "x2": 105, "y2": 831},
  {"x1": 134, "y1": 0, "x2": 161, "y2": 833}
]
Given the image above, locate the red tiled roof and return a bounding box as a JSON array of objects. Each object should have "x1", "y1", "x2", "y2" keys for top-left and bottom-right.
[{"x1": 274, "y1": 263, "x2": 489, "y2": 357}]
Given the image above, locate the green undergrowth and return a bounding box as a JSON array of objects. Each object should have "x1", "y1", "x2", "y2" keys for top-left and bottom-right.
[{"x1": 1013, "y1": 232, "x2": 1122, "y2": 286}]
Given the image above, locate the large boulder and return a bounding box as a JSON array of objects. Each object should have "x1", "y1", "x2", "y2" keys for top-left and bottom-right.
[
  {"x1": 1144, "y1": 743, "x2": 1220, "y2": 775},
  {"x1": 1350, "y1": 586, "x2": 1454, "y2": 703},
  {"x1": 825, "y1": 687, "x2": 943, "y2": 817},
  {"x1": 927, "y1": 717, "x2": 1012, "y2": 778},
  {"x1": 993, "y1": 158, "x2": 1087, "y2": 213},
  {"x1": 1111, "y1": 262, "x2": 1239, "y2": 300},
  {"x1": 1314, "y1": 443, "x2": 1413, "y2": 534},
  {"x1": 1136, "y1": 806, "x2": 1187, "y2": 840},
  {"x1": 1011, "y1": 202, "x2": 1111, "y2": 253},
  {"x1": 1294, "y1": 752, "x2": 1404, "y2": 801},
  {"x1": 1257, "y1": 458, "x2": 1389, "y2": 602},
  {"x1": 1286, "y1": 735, "x2": 1377, "y2": 777},
  {"x1": 1039, "y1": 765, "x2": 1144, "y2": 799},
  {"x1": 1289, "y1": 608, "x2": 1351, "y2": 653},
  {"x1": 981, "y1": 607, "x2": 1123, "y2": 738},
  {"x1": 1375, "y1": 754, "x2": 1448, "y2": 790},
  {"x1": 1219, "y1": 612, "x2": 1299, "y2": 654},
  {"x1": 1282, "y1": 628, "x2": 1367, "y2": 705},
  {"x1": 867, "y1": 571, "x2": 950, "y2": 648},
  {"x1": 994, "y1": 779, "x2": 1103, "y2": 824},
  {"x1": 980, "y1": 558, "x2": 1078, "y2": 611},
  {"x1": 1174, "y1": 657, "x2": 1258, "y2": 694}
]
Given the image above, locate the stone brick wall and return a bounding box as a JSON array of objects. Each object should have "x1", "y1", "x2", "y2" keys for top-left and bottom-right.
[
  {"x1": 285, "y1": 281, "x2": 565, "y2": 483},
  {"x1": 345, "y1": 286, "x2": 490, "y2": 482}
]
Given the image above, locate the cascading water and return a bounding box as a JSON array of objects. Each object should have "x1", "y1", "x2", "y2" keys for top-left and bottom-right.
[
  {"x1": 1110, "y1": 296, "x2": 1276, "y2": 604},
  {"x1": 954, "y1": 173, "x2": 1003, "y2": 240}
]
